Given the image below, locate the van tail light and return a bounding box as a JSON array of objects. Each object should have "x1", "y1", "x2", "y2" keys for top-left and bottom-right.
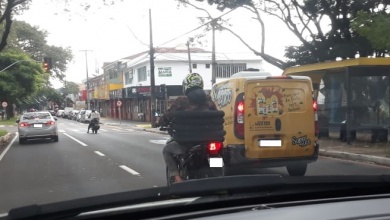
[
  {"x1": 313, "y1": 99, "x2": 319, "y2": 137},
  {"x1": 234, "y1": 93, "x2": 245, "y2": 139},
  {"x1": 19, "y1": 122, "x2": 29, "y2": 127},
  {"x1": 46, "y1": 121, "x2": 55, "y2": 126},
  {"x1": 207, "y1": 142, "x2": 223, "y2": 155}
]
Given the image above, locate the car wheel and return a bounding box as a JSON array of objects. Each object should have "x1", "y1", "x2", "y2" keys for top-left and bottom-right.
[
  {"x1": 19, "y1": 138, "x2": 26, "y2": 144},
  {"x1": 286, "y1": 163, "x2": 307, "y2": 176},
  {"x1": 52, "y1": 135, "x2": 59, "y2": 142}
]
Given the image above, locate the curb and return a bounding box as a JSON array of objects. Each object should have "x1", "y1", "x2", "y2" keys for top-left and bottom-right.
[{"x1": 319, "y1": 149, "x2": 390, "y2": 167}]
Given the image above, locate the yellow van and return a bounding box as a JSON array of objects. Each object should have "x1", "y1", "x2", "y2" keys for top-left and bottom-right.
[{"x1": 210, "y1": 70, "x2": 319, "y2": 176}]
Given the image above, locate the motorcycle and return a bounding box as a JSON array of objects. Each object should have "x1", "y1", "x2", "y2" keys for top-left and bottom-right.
[
  {"x1": 160, "y1": 110, "x2": 226, "y2": 186},
  {"x1": 90, "y1": 118, "x2": 100, "y2": 134}
]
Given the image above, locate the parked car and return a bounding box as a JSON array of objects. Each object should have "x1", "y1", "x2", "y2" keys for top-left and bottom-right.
[
  {"x1": 56, "y1": 110, "x2": 64, "y2": 117},
  {"x1": 70, "y1": 110, "x2": 80, "y2": 120},
  {"x1": 77, "y1": 110, "x2": 85, "y2": 122},
  {"x1": 63, "y1": 107, "x2": 73, "y2": 119},
  {"x1": 80, "y1": 110, "x2": 92, "y2": 123},
  {"x1": 16, "y1": 111, "x2": 59, "y2": 144}
]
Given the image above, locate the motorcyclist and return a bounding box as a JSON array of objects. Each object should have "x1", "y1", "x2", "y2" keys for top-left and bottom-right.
[
  {"x1": 87, "y1": 109, "x2": 100, "y2": 133},
  {"x1": 157, "y1": 73, "x2": 217, "y2": 183}
]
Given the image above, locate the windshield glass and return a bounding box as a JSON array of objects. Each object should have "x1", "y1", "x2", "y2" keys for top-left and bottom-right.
[{"x1": 0, "y1": 0, "x2": 390, "y2": 215}]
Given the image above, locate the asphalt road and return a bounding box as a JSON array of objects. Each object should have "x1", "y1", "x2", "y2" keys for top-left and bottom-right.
[{"x1": 1, "y1": 118, "x2": 390, "y2": 213}]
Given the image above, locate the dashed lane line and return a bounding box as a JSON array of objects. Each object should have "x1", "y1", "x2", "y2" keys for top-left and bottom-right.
[
  {"x1": 119, "y1": 165, "x2": 140, "y2": 176},
  {"x1": 63, "y1": 133, "x2": 88, "y2": 147}
]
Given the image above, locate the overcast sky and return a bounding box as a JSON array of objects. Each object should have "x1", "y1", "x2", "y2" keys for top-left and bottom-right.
[{"x1": 16, "y1": 0, "x2": 300, "y2": 88}]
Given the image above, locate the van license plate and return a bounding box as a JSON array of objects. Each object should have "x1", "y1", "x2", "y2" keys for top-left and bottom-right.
[
  {"x1": 209, "y1": 157, "x2": 223, "y2": 167},
  {"x1": 259, "y1": 140, "x2": 282, "y2": 147}
]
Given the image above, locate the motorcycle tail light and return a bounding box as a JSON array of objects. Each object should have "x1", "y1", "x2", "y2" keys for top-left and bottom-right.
[{"x1": 207, "y1": 142, "x2": 223, "y2": 155}]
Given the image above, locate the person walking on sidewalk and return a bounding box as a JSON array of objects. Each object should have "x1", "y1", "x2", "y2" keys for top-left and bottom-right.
[{"x1": 87, "y1": 109, "x2": 100, "y2": 133}]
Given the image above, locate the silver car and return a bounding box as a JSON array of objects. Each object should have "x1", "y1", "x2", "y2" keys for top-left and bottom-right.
[{"x1": 17, "y1": 111, "x2": 59, "y2": 144}]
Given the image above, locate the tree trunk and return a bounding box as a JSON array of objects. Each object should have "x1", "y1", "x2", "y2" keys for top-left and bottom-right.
[{"x1": 5, "y1": 104, "x2": 13, "y2": 119}]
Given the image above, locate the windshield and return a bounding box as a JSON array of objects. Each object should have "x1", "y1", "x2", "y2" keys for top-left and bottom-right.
[{"x1": 1, "y1": 0, "x2": 390, "y2": 215}]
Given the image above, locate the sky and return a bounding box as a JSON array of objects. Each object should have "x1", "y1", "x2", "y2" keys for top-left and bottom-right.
[{"x1": 16, "y1": 0, "x2": 301, "y2": 89}]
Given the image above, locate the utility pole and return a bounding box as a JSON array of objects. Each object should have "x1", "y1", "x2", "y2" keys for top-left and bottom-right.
[
  {"x1": 80, "y1": 50, "x2": 92, "y2": 110},
  {"x1": 211, "y1": 19, "x2": 217, "y2": 85},
  {"x1": 187, "y1": 39, "x2": 193, "y2": 73},
  {"x1": 64, "y1": 76, "x2": 68, "y2": 108},
  {"x1": 149, "y1": 9, "x2": 156, "y2": 128}
]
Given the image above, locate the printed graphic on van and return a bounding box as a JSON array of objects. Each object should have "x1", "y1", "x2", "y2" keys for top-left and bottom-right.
[
  {"x1": 249, "y1": 87, "x2": 306, "y2": 117},
  {"x1": 213, "y1": 82, "x2": 233, "y2": 108}
]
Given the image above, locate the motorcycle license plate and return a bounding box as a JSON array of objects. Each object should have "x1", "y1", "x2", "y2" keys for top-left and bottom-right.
[{"x1": 209, "y1": 157, "x2": 223, "y2": 167}]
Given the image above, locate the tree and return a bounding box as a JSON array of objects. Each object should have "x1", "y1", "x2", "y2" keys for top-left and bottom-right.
[
  {"x1": 4, "y1": 20, "x2": 73, "y2": 80},
  {"x1": 0, "y1": 0, "x2": 31, "y2": 52},
  {"x1": 0, "y1": 51, "x2": 47, "y2": 118},
  {"x1": 352, "y1": 11, "x2": 390, "y2": 52},
  {"x1": 179, "y1": 0, "x2": 389, "y2": 68},
  {"x1": 61, "y1": 81, "x2": 80, "y2": 96}
]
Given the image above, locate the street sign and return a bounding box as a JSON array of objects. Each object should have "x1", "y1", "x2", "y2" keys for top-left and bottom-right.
[
  {"x1": 1, "y1": 102, "x2": 7, "y2": 108},
  {"x1": 117, "y1": 101, "x2": 122, "y2": 107}
]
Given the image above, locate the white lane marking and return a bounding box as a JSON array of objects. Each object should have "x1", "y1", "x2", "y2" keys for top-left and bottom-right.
[
  {"x1": 59, "y1": 129, "x2": 66, "y2": 133},
  {"x1": 99, "y1": 129, "x2": 108, "y2": 131},
  {"x1": 0, "y1": 125, "x2": 4, "y2": 127},
  {"x1": 150, "y1": 140, "x2": 167, "y2": 145},
  {"x1": 63, "y1": 133, "x2": 88, "y2": 146},
  {"x1": 72, "y1": 129, "x2": 80, "y2": 132},
  {"x1": 119, "y1": 165, "x2": 140, "y2": 175},
  {"x1": 0, "y1": 132, "x2": 18, "y2": 162},
  {"x1": 110, "y1": 128, "x2": 123, "y2": 131},
  {"x1": 94, "y1": 151, "x2": 105, "y2": 156},
  {"x1": 126, "y1": 129, "x2": 135, "y2": 132}
]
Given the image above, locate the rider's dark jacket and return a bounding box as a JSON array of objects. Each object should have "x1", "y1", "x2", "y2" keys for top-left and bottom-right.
[{"x1": 157, "y1": 88, "x2": 217, "y2": 127}]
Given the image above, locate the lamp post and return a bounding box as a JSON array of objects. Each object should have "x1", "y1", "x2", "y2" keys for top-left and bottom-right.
[
  {"x1": 80, "y1": 50, "x2": 92, "y2": 110},
  {"x1": 0, "y1": 60, "x2": 39, "y2": 72},
  {"x1": 149, "y1": 9, "x2": 156, "y2": 128}
]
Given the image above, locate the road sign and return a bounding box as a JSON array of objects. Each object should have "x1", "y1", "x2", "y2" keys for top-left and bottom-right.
[
  {"x1": 117, "y1": 101, "x2": 122, "y2": 107},
  {"x1": 1, "y1": 102, "x2": 7, "y2": 108}
]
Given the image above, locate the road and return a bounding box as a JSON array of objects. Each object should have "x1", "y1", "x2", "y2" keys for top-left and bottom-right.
[{"x1": 1, "y1": 118, "x2": 390, "y2": 213}]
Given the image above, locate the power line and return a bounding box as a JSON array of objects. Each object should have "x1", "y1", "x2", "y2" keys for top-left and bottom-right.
[{"x1": 157, "y1": 7, "x2": 238, "y2": 47}]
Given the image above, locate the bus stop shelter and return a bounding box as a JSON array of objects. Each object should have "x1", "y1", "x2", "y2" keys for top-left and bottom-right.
[{"x1": 282, "y1": 58, "x2": 390, "y2": 144}]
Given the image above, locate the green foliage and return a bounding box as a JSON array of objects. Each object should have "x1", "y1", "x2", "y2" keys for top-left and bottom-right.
[
  {"x1": 0, "y1": 51, "x2": 47, "y2": 105},
  {"x1": 352, "y1": 11, "x2": 390, "y2": 51},
  {"x1": 61, "y1": 81, "x2": 81, "y2": 96},
  {"x1": 0, "y1": 130, "x2": 7, "y2": 137},
  {"x1": 4, "y1": 20, "x2": 73, "y2": 80},
  {"x1": 183, "y1": 0, "x2": 389, "y2": 68}
]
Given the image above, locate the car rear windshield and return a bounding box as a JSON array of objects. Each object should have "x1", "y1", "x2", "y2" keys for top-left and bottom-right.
[{"x1": 22, "y1": 113, "x2": 52, "y2": 120}]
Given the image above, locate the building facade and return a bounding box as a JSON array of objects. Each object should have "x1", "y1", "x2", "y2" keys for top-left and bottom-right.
[{"x1": 87, "y1": 47, "x2": 264, "y2": 122}]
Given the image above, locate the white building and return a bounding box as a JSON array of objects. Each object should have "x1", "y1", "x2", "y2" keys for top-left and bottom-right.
[
  {"x1": 122, "y1": 46, "x2": 264, "y2": 90},
  {"x1": 100, "y1": 46, "x2": 264, "y2": 121}
]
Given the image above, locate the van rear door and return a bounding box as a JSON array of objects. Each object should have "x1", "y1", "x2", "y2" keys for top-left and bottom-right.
[{"x1": 244, "y1": 76, "x2": 316, "y2": 159}]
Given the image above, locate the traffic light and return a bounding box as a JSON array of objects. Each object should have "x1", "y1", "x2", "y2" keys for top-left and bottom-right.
[{"x1": 43, "y1": 57, "x2": 52, "y2": 72}]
